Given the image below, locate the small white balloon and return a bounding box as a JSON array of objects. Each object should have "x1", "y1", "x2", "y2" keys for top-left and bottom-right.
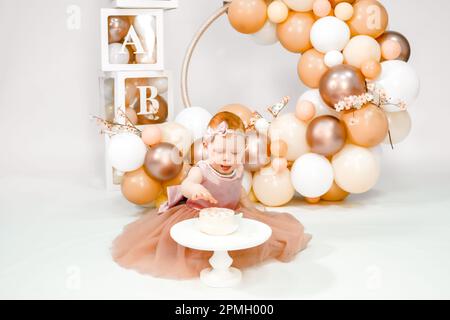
[
  {"x1": 291, "y1": 153, "x2": 334, "y2": 198},
  {"x1": 373, "y1": 61, "x2": 420, "y2": 112},
  {"x1": 299, "y1": 89, "x2": 340, "y2": 118},
  {"x1": 251, "y1": 21, "x2": 278, "y2": 46},
  {"x1": 174, "y1": 107, "x2": 213, "y2": 141},
  {"x1": 383, "y1": 111, "x2": 412, "y2": 145},
  {"x1": 324, "y1": 50, "x2": 344, "y2": 67},
  {"x1": 242, "y1": 171, "x2": 253, "y2": 194},
  {"x1": 310, "y1": 16, "x2": 350, "y2": 53},
  {"x1": 148, "y1": 77, "x2": 168, "y2": 94},
  {"x1": 109, "y1": 43, "x2": 130, "y2": 64},
  {"x1": 255, "y1": 118, "x2": 270, "y2": 134},
  {"x1": 108, "y1": 133, "x2": 147, "y2": 173}
]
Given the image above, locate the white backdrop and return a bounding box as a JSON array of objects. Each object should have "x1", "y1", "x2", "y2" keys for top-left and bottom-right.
[{"x1": 0, "y1": 0, "x2": 449, "y2": 186}]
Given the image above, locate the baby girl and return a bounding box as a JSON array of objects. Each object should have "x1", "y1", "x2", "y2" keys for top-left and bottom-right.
[{"x1": 112, "y1": 111, "x2": 311, "y2": 279}]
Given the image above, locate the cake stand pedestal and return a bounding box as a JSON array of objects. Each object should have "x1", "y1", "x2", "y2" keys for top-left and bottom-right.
[{"x1": 170, "y1": 218, "x2": 272, "y2": 288}]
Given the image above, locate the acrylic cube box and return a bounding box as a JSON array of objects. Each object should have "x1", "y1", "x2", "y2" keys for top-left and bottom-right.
[
  {"x1": 112, "y1": 0, "x2": 178, "y2": 9},
  {"x1": 101, "y1": 8, "x2": 164, "y2": 71}
]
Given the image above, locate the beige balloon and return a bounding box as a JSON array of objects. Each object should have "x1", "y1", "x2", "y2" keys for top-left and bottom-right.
[
  {"x1": 158, "y1": 122, "x2": 193, "y2": 157},
  {"x1": 332, "y1": 144, "x2": 380, "y2": 194},
  {"x1": 343, "y1": 35, "x2": 381, "y2": 69},
  {"x1": 252, "y1": 166, "x2": 295, "y2": 207},
  {"x1": 269, "y1": 113, "x2": 310, "y2": 161},
  {"x1": 383, "y1": 111, "x2": 412, "y2": 145},
  {"x1": 283, "y1": 0, "x2": 315, "y2": 12}
]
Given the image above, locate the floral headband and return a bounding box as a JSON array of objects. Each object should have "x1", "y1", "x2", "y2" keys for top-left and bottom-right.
[{"x1": 204, "y1": 121, "x2": 244, "y2": 141}]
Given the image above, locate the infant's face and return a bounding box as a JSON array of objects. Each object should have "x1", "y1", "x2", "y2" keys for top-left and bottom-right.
[{"x1": 207, "y1": 134, "x2": 245, "y2": 174}]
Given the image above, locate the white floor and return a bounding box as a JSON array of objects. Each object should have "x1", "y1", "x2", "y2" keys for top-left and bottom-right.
[{"x1": 1, "y1": 170, "x2": 450, "y2": 300}]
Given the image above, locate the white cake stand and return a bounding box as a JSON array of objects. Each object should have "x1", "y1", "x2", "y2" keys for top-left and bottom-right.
[{"x1": 170, "y1": 218, "x2": 272, "y2": 288}]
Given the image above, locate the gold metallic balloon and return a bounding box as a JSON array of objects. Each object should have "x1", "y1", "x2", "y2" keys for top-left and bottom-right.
[
  {"x1": 144, "y1": 143, "x2": 184, "y2": 181},
  {"x1": 227, "y1": 0, "x2": 267, "y2": 34},
  {"x1": 348, "y1": 0, "x2": 388, "y2": 38},
  {"x1": 277, "y1": 12, "x2": 315, "y2": 54},
  {"x1": 121, "y1": 167, "x2": 162, "y2": 206},
  {"x1": 189, "y1": 139, "x2": 209, "y2": 165},
  {"x1": 135, "y1": 95, "x2": 168, "y2": 125},
  {"x1": 377, "y1": 31, "x2": 411, "y2": 62},
  {"x1": 108, "y1": 16, "x2": 131, "y2": 43},
  {"x1": 244, "y1": 131, "x2": 271, "y2": 172},
  {"x1": 319, "y1": 64, "x2": 367, "y2": 109},
  {"x1": 342, "y1": 103, "x2": 388, "y2": 148},
  {"x1": 321, "y1": 181, "x2": 349, "y2": 201},
  {"x1": 306, "y1": 115, "x2": 347, "y2": 157},
  {"x1": 162, "y1": 162, "x2": 191, "y2": 189},
  {"x1": 217, "y1": 106, "x2": 251, "y2": 129}
]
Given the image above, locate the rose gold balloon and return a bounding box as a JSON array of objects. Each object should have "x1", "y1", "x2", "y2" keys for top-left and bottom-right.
[
  {"x1": 219, "y1": 104, "x2": 253, "y2": 128},
  {"x1": 348, "y1": 0, "x2": 388, "y2": 38},
  {"x1": 162, "y1": 162, "x2": 191, "y2": 189},
  {"x1": 361, "y1": 59, "x2": 382, "y2": 80},
  {"x1": 329, "y1": 0, "x2": 355, "y2": 8},
  {"x1": 298, "y1": 49, "x2": 329, "y2": 89},
  {"x1": 141, "y1": 126, "x2": 162, "y2": 146},
  {"x1": 189, "y1": 139, "x2": 209, "y2": 165},
  {"x1": 144, "y1": 143, "x2": 184, "y2": 181},
  {"x1": 295, "y1": 100, "x2": 316, "y2": 122},
  {"x1": 135, "y1": 95, "x2": 168, "y2": 125},
  {"x1": 277, "y1": 12, "x2": 315, "y2": 53},
  {"x1": 245, "y1": 132, "x2": 271, "y2": 172},
  {"x1": 342, "y1": 103, "x2": 388, "y2": 148},
  {"x1": 228, "y1": 0, "x2": 267, "y2": 34},
  {"x1": 306, "y1": 115, "x2": 347, "y2": 157},
  {"x1": 321, "y1": 181, "x2": 349, "y2": 201},
  {"x1": 121, "y1": 167, "x2": 162, "y2": 206},
  {"x1": 319, "y1": 64, "x2": 367, "y2": 109},
  {"x1": 377, "y1": 31, "x2": 411, "y2": 62},
  {"x1": 270, "y1": 139, "x2": 288, "y2": 158},
  {"x1": 108, "y1": 16, "x2": 130, "y2": 43}
]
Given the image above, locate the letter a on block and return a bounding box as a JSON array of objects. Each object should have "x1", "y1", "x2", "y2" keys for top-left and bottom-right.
[
  {"x1": 121, "y1": 25, "x2": 145, "y2": 54},
  {"x1": 136, "y1": 86, "x2": 159, "y2": 115}
]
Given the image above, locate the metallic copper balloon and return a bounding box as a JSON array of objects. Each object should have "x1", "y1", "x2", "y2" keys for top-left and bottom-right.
[
  {"x1": 135, "y1": 95, "x2": 168, "y2": 125},
  {"x1": 377, "y1": 31, "x2": 411, "y2": 62},
  {"x1": 189, "y1": 139, "x2": 209, "y2": 165},
  {"x1": 121, "y1": 167, "x2": 162, "y2": 206},
  {"x1": 244, "y1": 131, "x2": 271, "y2": 172},
  {"x1": 319, "y1": 64, "x2": 367, "y2": 109},
  {"x1": 108, "y1": 16, "x2": 130, "y2": 43},
  {"x1": 306, "y1": 116, "x2": 347, "y2": 157},
  {"x1": 341, "y1": 103, "x2": 388, "y2": 148},
  {"x1": 144, "y1": 143, "x2": 183, "y2": 181}
]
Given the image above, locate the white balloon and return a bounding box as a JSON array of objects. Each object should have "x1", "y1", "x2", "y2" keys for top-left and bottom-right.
[
  {"x1": 251, "y1": 21, "x2": 278, "y2": 46},
  {"x1": 310, "y1": 17, "x2": 350, "y2": 53},
  {"x1": 332, "y1": 144, "x2": 380, "y2": 194},
  {"x1": 109, "y1": 43, "x2": 130, "y2": 64},
  {"x1": 291, "y1": 153, "x2": 334, "y2": 198},
  {"x1": 383, "y1": 111, "x2": 412, "y2": 145},
  {"x1": 159, "y1": 122, "x2": 193, "y2": 156},
  {"x1": 299, "y1": 89, "x2": 340, "y2": 118},
  {"x1": 108, "y1": 133, "x2": 147, "y2": 173},
  {"x1": 373, "y1": 61, "x2": 420, "y2": 112},
  {"x1": 269, "y1": 113, "x2": 309, "y2": 161},
  {"x1": 283, "y1": 0, "x2": 314, "y2": 12},
  {"x1": 134, "y1": 15, "x2": 157, "y2": 64},
  {"x1": 255, "y1": 118, "x2": 270, "y2": 134},
  {"x1": 242, "y1": 171, "x2": 253, "y2": 194},
  {"x1": 148, "y1": 77, "x2": 168, "y2": 94},
  {"x1": 174, "y1": 107, "x2": 213, "y2": 141},
  {"x1": 324, "y1": 50, "x2": 344, "y2": 67}
]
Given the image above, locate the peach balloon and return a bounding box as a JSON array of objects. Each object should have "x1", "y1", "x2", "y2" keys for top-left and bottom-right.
[
  {"x1": 219, "y1": 104, "x2": 253, "y2": 128},
  {"x1": 270, "y1": 139, "x2": 288, "y2": 158},
  {"x1": 361, "y1": 59, "x2": 382, "y2": 79},
  {"x1": 272, "y1": 157, "x2": 288, "y2": 173},
  {"x1": 381, "y1": 39, "x2": 402, "y2": 60},
  {"x1": 334, "y1": 2, "x2": 354, "y2": 21},
  {"x1": 298, "y1": 49, "x2": 329, "y2": 89},
  {"x1": 313, "y1": 0, "x2": 332, "y2": 18},
  {"x1": 321, "y1": 181, "x2": 349, "y2": 201},
  {"x1": 305, "y1": 197, "x2": 321, "y2": 204},
  {"x1": 343, "y1": 35, "x2": 381, "y2": 69},
  {"x1": 277, "y1": 12, "x2": 315, "y2": 53},
  {"x1": 342, "y1": 103, "x2": 388, "y2": 148},
  {"x1": 121, "y1": 167, "x2": 162, "y2": 206},
  {"x1": 268, "y1": 1, "x2": 289, "y2": 23},
  {"x1": 252, "y1": 166, "x2": 295, "y2": 207},
  {"x1": 228, "y1": 0, "x2": 267, "y2": 34},
  {"x1": 154, "y1": 193, "x2": 168, "y2": 208},
  {"x1": 141, "y1": 125, "x2": 162, "y2": 146},
  {"x1": 296, "y1": 100, "x2": 316, "y2": 122},
  {"x1": 348, "y1": 0, "x2": 388, "y2": 38}
]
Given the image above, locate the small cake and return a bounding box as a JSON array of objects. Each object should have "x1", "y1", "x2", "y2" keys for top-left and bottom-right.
[{"x1": 198, "y1": 208, "x2": 242, "y2": 236}]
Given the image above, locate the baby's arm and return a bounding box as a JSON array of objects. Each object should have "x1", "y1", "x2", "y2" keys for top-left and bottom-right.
[
  {"x1": 181, "y1": 167, "x2": 218, "y2": 204},
  {"x1": 239, "y1": 187, "x2": 256, "y2": 210}
]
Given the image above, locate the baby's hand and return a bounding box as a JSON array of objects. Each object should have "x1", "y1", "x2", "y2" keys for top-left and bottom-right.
[{"x1": 190, "y1": 185, "x2": 218, "y2": 204}]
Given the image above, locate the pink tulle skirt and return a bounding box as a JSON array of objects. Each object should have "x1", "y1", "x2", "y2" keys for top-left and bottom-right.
[{"x1": 112, "y1": 205, "x2": 312, "y2": 279}]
